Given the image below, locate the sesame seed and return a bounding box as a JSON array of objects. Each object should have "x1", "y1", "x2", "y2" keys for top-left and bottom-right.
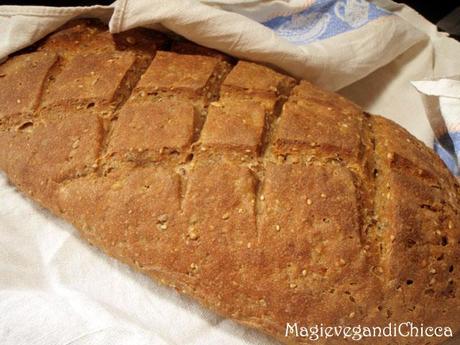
[
  {"x1": 159, "y1": 224, "x2": 168, "y2": 230},
  {"x1": 16, "y1": 99, "x2": 21, "y2": 104},
  {"x1": 247, "y1": 242, "x2": 252, "y2": 248},
  {"x1": 436, "y1": 230, "x2": 442, "y2": 236},
  {"x1": 390, "y1": 235, "x2": 395, "y2": 241},
  {"x1": 429, "y1": 268, "x2": 436, "y2": 274},
  {"x1": 158, "y1": 214, "x2": 169, "y2": 223},
  {"x1": 448, "y1": 221, "x2": 453, "y2": 229},
  {"x1": 302, "y1": 269, "x2": 307, "y2": 276},
  {"x1": 321, "y1": 193, "x2": 326, "y2": 198},
  {"x1": 289, "y1": 283, "x2": 297, "y2": 289},
  {"x1": 307, "y1": 199, "x2": 312, "y2": 205},
  {"x1": 387, "y1": 153, "x2": 394, "y2": 159},
  {"x1": 111, "y1": 181, "x2": 122, "y2": 190},
  {"x1": 71, "y1": 139, "x2": 80, "y2": 149},
  {"x1": 275, "y1": 224, "x2": 281, "y2": 231},
  {"x1": 349, "y1": 312, "x2": 355, "y2": 318},
  {"x1": 222, "y1": 212, "x2": 230, "y2": 220},
  {"x1": 373, "y1": 266, "x2": 383, "y2": 274},
  {"x1": 429, "y1": 278, "x2": 436, "y2": 285},
  {"x1": 126, "y1": 36, "x2": 137, "y2": 44},
  {"x1": 189, "y1": 232, "x2": 198, "y2": 240},
  {"x1": 260, "y1": 195, "x2": 265, "y2": 201},
  {"x1": 339, "y1": 259, "x2": 346, "y2": 265},
  {"x1": 259, "y1": 299, "x2": 267, "y2": 306}
]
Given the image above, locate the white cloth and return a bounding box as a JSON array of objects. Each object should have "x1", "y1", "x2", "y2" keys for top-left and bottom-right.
[
  {"x1": 1, "y1": 0, "x2": 425, "y2": 91},
  {"x1": 1, "y1": 1, "x2": 460, "y2": 345},
  {"x1": 412, "y1": 77, "x2": 460, "y2": 175}
]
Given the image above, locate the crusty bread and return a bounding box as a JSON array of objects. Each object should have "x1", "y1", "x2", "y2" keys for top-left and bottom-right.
[{"x1": 0, "y1": 19, "x2": 459, "y2": 345}]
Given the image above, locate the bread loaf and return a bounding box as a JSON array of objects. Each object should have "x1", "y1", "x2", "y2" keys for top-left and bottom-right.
[{"x1": 0, "y1": 19, "x2": 459, "y2": 344}]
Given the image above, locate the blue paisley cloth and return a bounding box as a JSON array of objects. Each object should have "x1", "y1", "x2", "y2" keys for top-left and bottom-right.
[
  {"x1": 264, "y1": 0, "x2": 459, "y2": 176},
  {"x1": 263, "y1": 0, "x2": 390, "y2": 45},
  {"x1": 435, "y1": 135, "x2": 460, "y2": 176}
]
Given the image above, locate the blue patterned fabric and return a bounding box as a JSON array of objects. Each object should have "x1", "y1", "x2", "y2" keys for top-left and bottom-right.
[
  {"x1": 434, "y1": 133, "x2": 460, "y2": 176},
  {"x1": 263, "y1": 0, "x2": 391, "y2": 45}
]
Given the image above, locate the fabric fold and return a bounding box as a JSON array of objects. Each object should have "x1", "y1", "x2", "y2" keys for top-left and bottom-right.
[{"x1": 1, "y1": 0, "x2": 426, "y2": 90}]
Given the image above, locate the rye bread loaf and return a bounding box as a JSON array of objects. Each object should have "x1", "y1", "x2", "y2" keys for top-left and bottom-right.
[{"x1": 0, "y1": 19, "x2": 459, "y2": 345}]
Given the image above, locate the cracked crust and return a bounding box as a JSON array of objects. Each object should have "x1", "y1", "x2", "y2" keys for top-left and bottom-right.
[
  {"x1": 0, "y1": 51, "x2": 57, "y2": 128},
  {"x1": 0, "y1": 19, "x2": 459, "y2": 345}
]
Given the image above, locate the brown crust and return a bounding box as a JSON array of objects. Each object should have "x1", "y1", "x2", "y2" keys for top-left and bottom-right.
[
  {"x1": 0, "y1": 51, "x2": 57, "y2": 128},
  {"x1": 0, "y1": 19, "x2": 459, "y2": 345}
]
